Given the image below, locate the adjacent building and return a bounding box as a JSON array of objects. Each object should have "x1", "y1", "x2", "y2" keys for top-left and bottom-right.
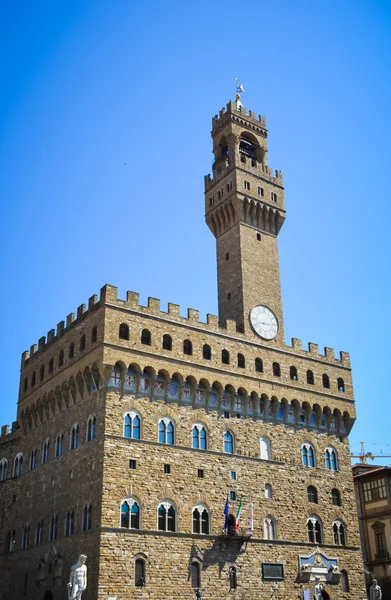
[
  {"x1": 354, "y1": 464, "x2": 391, "y2": 598},
  {"x1": 0, "y1": 96, "x2": 367, "y2": 599}
]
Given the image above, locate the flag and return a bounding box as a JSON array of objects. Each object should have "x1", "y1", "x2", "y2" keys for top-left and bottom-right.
[
  {"x1": 249, "y1": 501, "x2": 254, "y2": 534},
  {"x1": 224, "y1": 497, "x2": 229, "y2": 531},
  {"x1": 235, "y1": 497, "x2": 243, "y2": 533}
]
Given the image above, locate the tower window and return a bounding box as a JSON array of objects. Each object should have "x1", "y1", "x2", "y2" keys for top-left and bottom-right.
[
  {"x1": 162, "y1": 334, "x2": 172, "y2": 351},
  {"x1": 135, "y1": 559, "x2": 145, "y2": 587},
  {"x1": 39, "y1": 364, "x2": 45, "y2": 381},
  {"x1": 191, "y1": 561, "x2": 201, "y2": 588},
  {"x1": 91, "y1": 325, "x2": 98, "y2": 343},
  {"x1": 58, "y1": 350, "x2": 64, "y2": 368},
  {"x1": 229, "y1": 566, "x2": 237, "y2": 590},
  {"x1": 257, "y1": 232, "x2": 261, "y2": 241},
  {"x1": 255, "y1": 357, "x2": 263, "y2": 372},
  {"x1": 183, "y1": 339, "x2": 193, "y2": 355},
  {"x1": 307, "y1": 486, "x2": 318, "y2": 503},
  {"x1": 290, "y1": 366, "x2": 298, "y2": 381},
  {"x1": 222, "y1": 349, "x2": 230, "y2": 364},
  {"x1": 203, "y1": 344, "x2": 211, "y2": 360},
  {"x1": 198, "y1": 469, "x2": 204, "y2": 478},
  {"x1": 322, "y1": 373, "x2": 330, "y2": 388},
  {"x1": 307, "y1": 516, "x2": 323, "y2": 544},
  {"x1": 306, "y1": 370, "x2": 314, "y2": 384},
  {"x1": 31, "y1": 371, "x2": 36, "y2": 387},
  {"x1": 227, "y1": 292, "x2": 231, "y2": 299},
  {"x1": 23, "y1": 377, "x2": 28, "y2": 392},
  {"x1": 337, "y1": 377, "x2": 345, "y2": 392},
  {"x1": 164, "y1": 464, "x2": 171, "y2": 474},
  {"x1": 226, "y1": 182, "x2": 232, "y2": 192},
  {"x1": 48, "y1": 358, "x2": 54, "y2": 374},
  {"x1": 69, "y1": 343, "x2": 75, "y2": 359},
  {"x1": 141, "y1": 329, "x2": 151, "y2": 345},
  {"x1": 258, "y1": 186, "x2": 264, "y2": 197},
  {"x1": 158, "y1": 503, "x2": 176, "y2": 532},
  {"x1": 271, "y1": 192, "x2": 277, "y2": 202},
  {"x1": 331, "y1": 488, "x2": 341, "y2": 506},
  {"x1": 272, "y1": 362, "x2": 281, "y2": 377},
  {"x1": 237, "y1": 353, "x2": 245, "y2": 368},
  {"x1": 79, "y1": 334, "x2": 86, "y2": 352},
  {"x1": 244, "y1": 180, "x2": 250, "y2": 190},
  {"x1": 129, "y1": 459, "x2": 136, "y2": 470},
  {"x1": 119, "y1": 323, "x2": 129, "y2": 340},
  {"x1": 225, "y1": 252, "x2": 229, "y2": 260}
]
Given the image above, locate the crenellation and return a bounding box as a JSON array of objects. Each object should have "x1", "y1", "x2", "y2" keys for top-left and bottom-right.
[
  {"x1": 148, "y1": 297, "x2": 160, "y2": 313},
  {"x1": 308, "y1": 342, "x2": 319, "y2": 354},
  {"x1": 212, "y1": 102, "x2": 267, "y2": 129},
  {"x1": 66, "y1": 312, "x2": 75, "y2": 327},
  {"x1": 100, "y1": 283, "x2": 118, "y2": 304},
  {"x1": 187, "y1": 308, "x2": 199, "y2": 322},
  {"x1": 340, "y1": 351, "x2": 351, "y2": 367},
  {"x1": 168, "y1": 302, "x2": 180, "y2": 317},
  {"x1": 57, "y1": 320, "x2": 65, "y2": 335},
  {"x1": 38, "y1": 336, "x2": 45, "y2": 349},
  {"x1": 88, "y1": 294, "x2": 98, "y2": 309},
  {"x1": 47, "y1": 328, "x2": 55, "y2": 343},
  {"x1": 292, "y1": 338, "x2": 302, "y2": 349},
  {"x1": 325, "y1": 347, "x2": 335, "y2": 360},
  {"x1": 30, "y1": 343, "x2": 37, "y2": 355},
  {"x1": 77, "y1": 303, "x2": 86, "y2": 318},
  {"x1": 207, "y1": 313, "x2": 219, "y2": 328},
  {"x1": 126, "y1": 290, "x2": 140, "y2": 307},
  {"x1": 21, "y1": 350, "x2": 29, "y2": 365},
  {"x1": 1, "y1": 424, "x2": 9, "y2": 436}
]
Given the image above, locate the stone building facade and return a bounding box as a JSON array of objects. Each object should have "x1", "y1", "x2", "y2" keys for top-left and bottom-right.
[
  {"x1": 353, "y1": 464, "x2": 391, "y2": 598},
  {"x1": 0, "y1": 98, "x2": 366, "y2": 600}
]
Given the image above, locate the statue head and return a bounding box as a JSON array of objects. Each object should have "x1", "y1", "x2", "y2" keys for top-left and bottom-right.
[
  {"x1": 373, "y1": 579, "x2": 378, "y2": 586},
  {"x1": 78, "y1": 555, "x2": 87, "y2": 565}
]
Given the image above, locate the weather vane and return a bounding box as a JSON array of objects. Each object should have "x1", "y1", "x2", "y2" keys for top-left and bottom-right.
[{"x1": 235, "y1": 77, "x2": 245, "y2": 101}]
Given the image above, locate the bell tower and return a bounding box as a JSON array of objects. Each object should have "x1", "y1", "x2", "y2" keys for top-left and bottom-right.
[{"x1": 205, "y1": 97, "x2": 286, "y2": 342}]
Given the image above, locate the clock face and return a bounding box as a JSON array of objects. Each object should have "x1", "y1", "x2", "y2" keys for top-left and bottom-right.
[{"x1": 249, "y1": 305, "x2": 278, "y2": 340}]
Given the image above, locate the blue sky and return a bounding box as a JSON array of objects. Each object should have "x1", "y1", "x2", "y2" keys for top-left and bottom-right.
[{"x1": 0, "y1": 0, "x2": 390, "y2": 464}]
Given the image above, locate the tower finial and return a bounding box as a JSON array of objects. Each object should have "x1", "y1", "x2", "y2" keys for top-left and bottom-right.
[{"x1": 235, "y1": 77, "x2": 245, "y2": 103}]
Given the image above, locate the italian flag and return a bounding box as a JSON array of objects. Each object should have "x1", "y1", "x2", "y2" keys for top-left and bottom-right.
[{"x1": 235, "y1": 497, "x2": 243, "y2": 532}]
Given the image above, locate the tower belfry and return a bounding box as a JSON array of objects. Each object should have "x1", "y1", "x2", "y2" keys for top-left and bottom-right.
[{"x1": 205, "y1": 99, "x2": 286, "y2": 342}]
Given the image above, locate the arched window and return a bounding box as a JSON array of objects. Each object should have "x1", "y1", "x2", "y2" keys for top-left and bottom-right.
[
  {"x1": 55, "y1": 434, "x2": 64, "y2": 457},
  {"x1": 203, "y1": 344, "x2": 211, "y2": 360},
  {"x1": 222, "y1": 349, "x2": 230, "y2": 364},
  {"x1": 48, "y1": 358, "x2": 54, "y2": 374},
  {"x1": 141, "y1": 329, "x2": 151, "y2": 345},
  {"x1": 229, "y1": 565, "x2": 237, "y2": 590},
  {"x1": 91, "y1": 325, "x2": 98, "y2": 343},
  {"x1": 58, "y1": 350, "x2": 64, "y2": 367},
  {"x1": 255, "y1": 357, "x2": 263, "y2": 372},
  {"x1": 158, "y1": 502, "x2": 176, "y2": 532},
  {"x1": 87, "y1": 415, "x2": 97, "y2": 441},
  {"x1": 307, "y1": 370, "x2": 314, "y2": 384},
  {"x1": 224, "y1": 431, "x2": 234, "y2": 454},
  {"x1": 79, "y1": 334, "x2": 86, "y2": 352},
  {"x1": 13, "y1": 453, "x2": 23, "y2": 477},
  {"x1": 265, "y1": 483, "x2": 272, "y2": 499},
  {"x1": 41, "y1": 440, "x2": 50, "y2": 464},
  {"x1": 31, "y1": 371, "x2": 36, "y2": 386},
  {"x1": 307, "y1": 486, "x2": 318, "y2": 503},
  {"x1": 0, "y1": 458, "x2": 8, "y2": 481},
  {"x1": 264, "y1": 516, "x2": 276, "y2": 540},
  {"x1": 333, "y1": 520, "x2": 346, "y2": 545},
  {"x1": 124, "y1": 412, "x2": 141, "y2": 440},
  {"x1": 49, "y1": 515, "x2": 58, "y2": 541},
  {"x1": 341, "y1": 570, "x2": 349, "y2": 592},
  {"x1": 82, "y1": 504, "x2": 92, "y2": 531},
  {"x1": 40, "y1": 364, "x2": 45, "y2": 381},
  {"x1": 322, "y1": 373, "x2": 330, "y2": 388},
  {"x1": 70, "y1": 424, "x2": 79, "y2": 450},
  {"x1": 29, "y1": 449, "x2": 36, "y2": 470},
  {"x1": 119, "y1": 323, "x2": 129, "y2": 340},
  {"x1": 192, "y1": 505, "x2": 210, "y2": 534},
  {"x1": 331, "y1": 488, "x2": 341, "y2": 506},
  {"x1": 162, "y1": 334, "x2": 172, "y2": 350},
  {"x1": 183, "y1": 339, "x2": 192, "y2": 355},
  {"x1": 307, "y1": 516, "x2": 323, "y2": 544},
  {"x1": 23, "y1": 377, "x2": 28, "y2": 392},
  {"x1": 35, "y1": 519, "x2": 44, "y2": 545},
  {"x1": 158, "y1": 419, "x2": 174, "y2": 445},
  {"x1": 121, "y1": 498, "x2": 140, "y2": 529},
  {"x1": 6, "y1": 530, "x2": 16, "y2": 553},
  {"x1": 22, "y1": 524, "x2": 30, "y2": 549},
  {"x1": 237, "y1": 353, "x2": 245, "y2": 368},
  {"x1": 69, "y1": 343, "x2": 75, "y2": 359},
  {"x1": 290, "y1": 366, "x2": 298, "y2": 381},
  {"x1": 337, "y1": 377, "x2": 345, "y2": 392},
  {"x1": 325, "y1": 447, "x2": 338, "y2": 471},
  {"x1": 302, "y1": 443, "x2": 315, "y2": 467},
  {"x1": 135, "y1": 558, "x2": 146, "y2": 587},
  {"x1": 191, "y1": 561, "x2": 201, "y2": 589},
  {"x1": 192, "y1": 425, "x2": 207, "y2": 450},
  {"x1": 272, "y1": 362, "x2": 281, "y2": 377},
  {"x1": 260, "y1": 437, "x2": 271, "y2": 460},
  {"x1": 64, "y1": 510, "x2": 75, "y2": 536}
]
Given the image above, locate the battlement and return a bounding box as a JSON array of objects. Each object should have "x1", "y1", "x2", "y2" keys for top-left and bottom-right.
[
  {"x1": 212, "y1": 101, "x2": 267, "y2": 130},
  {"x1": 0, "y1": 422, "x2": 19, "y2": 439},
  {"x1": 204, "y1": 161, "x2": 283, "y2": 193},
  {"x1": 21, "y1": 285, "x2": 351, "y2": 369}
]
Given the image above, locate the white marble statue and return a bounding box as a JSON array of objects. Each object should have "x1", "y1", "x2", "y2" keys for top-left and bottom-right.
[
  {"x1": 68, "y1": 554, "x2": 87, "y2": 600},
  {"x1": 314, "y1": 576, "x2": 324, "y2": 600},
  {"x1": 370, "y1": 579, "x2": 382, "y2": 600}
]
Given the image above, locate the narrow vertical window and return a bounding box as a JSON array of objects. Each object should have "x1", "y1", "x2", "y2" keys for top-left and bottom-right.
[
  {"x1": 119, "y1": 323, "x2": 129, "y2": 340},
  {"x1": 272, "y1": 362, "x2": 281, "y2": 376},
  {"x1": 162, "y1": 334, "x2": 172, "y2": 350},
  {"x1": 306, "y1": 370, "x2": 314, "y2": 384},
  {"x1": 224, "y1": 431, "x2": 233, "y2": 454},
  {"x1": 222, "y1": 349, "x2": 230, "y2": 364},
  {"x1": 183, "y1": 339, "x2": 192, "y2": 355},
  {"x1": 135, "y1": 559, "x2": 145, "y2": 587},
  {"x1": 91, "y1": 325, "x2": 98, "y2": 343},
  {"x1": 203, "y1": 344, "x2": 211, "y2": 360},
  {"x1": 79, "y1": 334, "x2": 86, "y2": 352},
  {"x1": 191, "y1": 562, "x2": 201, "y2": 589},
  {"x1": 255, "y1": 357, "x2": 263, "y2": 372},
  {"x1": 87, "y1": 416, "x2": 97, "y2": 441},
  {"x1": 322, "y1": 373, "x2": 330, "y2": 388},
  {"x1": 141, "y1": 329, "x2": 151, "y2": 345}
]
